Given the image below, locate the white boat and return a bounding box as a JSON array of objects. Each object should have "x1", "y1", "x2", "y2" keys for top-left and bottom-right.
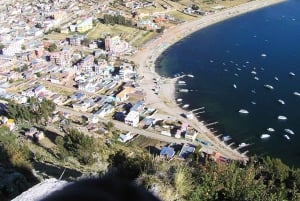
[
  {"x1": 251, "y1": 101, "x2": 256, "y2": 105},
  {"x1": 278, "y1": 115, "x2": 287, "y2": 120},
  {"x1": 264, "y1": 84, "x2": 274, "y2": 90},
  {"x1": 251, "y1": 89, "x2": 256, "y2": 94},
  {"x1": 284, "y1": 135, "x2": 290, "y2": 140},
  {"x1": 179, "y1": 89, "x2": 189, "y2": 93},
  {"x1": 261, "y1": 53, "x2": 267, "y2": 57},
  {"x1": 293, "y1": 92, "x2": 300, "y2": 96},
  {"x1": 267, "y1": 128, "x2": 275, "y2": 132},
  {"x1": 187, "y1": 74, "x2": 194, "y2": 78},
  {"x1": 277, "y1": 99, "x2": 285, "y2": 105},
  {"x1": 234, "y1": 73, "x2": 239, "y2": 77},
  {"x1": 177, "y1": 98, "x2": 183, "y2": 102},
  {"x1": 289, "y1": 72, "x2": 296, "y2": 76},
  {"x1": 254, "y1": 76, "x2": 259, "y2": 80},
  {"x1": 178, "y1": 81, "x2": 186, "y2": 85},
  {"x1": 261, "y1": 134, "x2": 271, "y2": 139},
  {"x1": 251, "y1": 71, "x2": 257, "y2": 75},
  {"x1": 222, "y1": 135, "x2": 232, "y2": 142},
  {"x1": 274, "y1": 77, "x2": 279, "y2": 81},
  {"x1": 238, "y1": 142, "x2": 248, "y2": 147},
  {"x1": 284, "y1": 129, "x2": 295, "y2": 135},
  {"x1": 182, "y1": 104, "x2": 189, "y2": 108},
  {"x1": 239, "y1": 109, "x2": 249, "y2": 114},
  {"x1": 233, "y1": 84, "x2": 237, "y2": 89},
  {"x1": 237, "y1": 68, "x2": 241, "y2": 71}
]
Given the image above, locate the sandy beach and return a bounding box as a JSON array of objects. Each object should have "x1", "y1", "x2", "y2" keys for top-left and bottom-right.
[{"x1": 131, "y1": 0, "x2": 286, "y2": 161}]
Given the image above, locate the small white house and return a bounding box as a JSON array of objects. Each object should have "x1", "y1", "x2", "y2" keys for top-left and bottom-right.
[
  {"x1": 118, "y1": 132, "x2": 134, "y2": 143},
  {"x1": 125, "y1": 111, "x2": 139, "y2": 127}
]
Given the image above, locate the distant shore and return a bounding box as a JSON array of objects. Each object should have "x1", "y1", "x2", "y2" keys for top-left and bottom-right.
[{"x1": 131, "y1": 0, "x2": 286, "y2": 160}]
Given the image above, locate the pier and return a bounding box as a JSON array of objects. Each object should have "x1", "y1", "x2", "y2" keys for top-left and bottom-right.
[{"x1": 205, "y1": 121, "x2": 219, "y2": 127}]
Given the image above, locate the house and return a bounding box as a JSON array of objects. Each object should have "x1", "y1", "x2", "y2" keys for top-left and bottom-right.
[
  {"x1": 115, "y1": 87, "x2": 135, "y2": 102},
  {"x1": 95, "y1": 103, "x2": 114, "y2": 118},
  {"x1": 118, "y1": 132, "x2": 134, "y2": 143},
  {"x1": 160, "y1": 146, "x2": 175, "y2": 159},
  {"x1": 89, "y1": 114, "x2": 99, "y2": 124},
  {"x1": 25, "y1": 127, "x2": 38, "y2": 139},
  {"x1": 178, "y1": 144, "x2": 195, "y2": 159},
  {"x1": 124, "y1": 110, "x2": 139, "y2": 127},
  {"x1": 130, "y1": 100, "x2": 145, "y2": 112},
  {"x1": 185, "y1": 129, "x2": 197, "y2": 141}
]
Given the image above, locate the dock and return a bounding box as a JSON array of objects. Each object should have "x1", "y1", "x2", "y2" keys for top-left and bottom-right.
[
  {"x1": 205, "y1": 121, "x2": 219, "y2": 127},
  {"x1": 192, "y1": 107, "x2": 205, "y2": 112}
]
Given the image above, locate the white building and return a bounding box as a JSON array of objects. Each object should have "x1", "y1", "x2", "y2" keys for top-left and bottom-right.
[
  {"x1": 2, "y1": 38, "x2": 24, "y2": 56},
  {"x1": 124, "y1": 110, "x2": 139, "y2": 127},
  {"x1": 118, "y1": 132, "x2": 134, "y2": 143}
]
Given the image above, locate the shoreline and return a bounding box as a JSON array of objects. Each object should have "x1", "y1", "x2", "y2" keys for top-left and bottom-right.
[{"x1": 131, "y1": 0, "x2": 286, "y2": 161}]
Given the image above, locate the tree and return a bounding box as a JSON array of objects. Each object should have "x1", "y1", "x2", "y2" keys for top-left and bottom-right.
[
  {"x1": 192, "y1": 4, "x2": 199, "y2": 10},
  {"x1": 106, "y1": 121, "x2": 114, "y2": 132},
  {"x1": 46, "y1": 43, "x2": 57, "y2": 52},
  {"x1": 61, "y1": 129, "x2": 96, "y2": 165}
]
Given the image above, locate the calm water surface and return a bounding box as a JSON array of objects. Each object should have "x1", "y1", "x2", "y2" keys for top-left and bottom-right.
[{"x1": 156, "y1": 0, "x2": 300, "y2": 167}]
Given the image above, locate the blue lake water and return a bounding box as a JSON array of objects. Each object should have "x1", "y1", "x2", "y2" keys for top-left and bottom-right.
[{"x1": 156, "y1": 0, "x2": 300, "y2": 167}]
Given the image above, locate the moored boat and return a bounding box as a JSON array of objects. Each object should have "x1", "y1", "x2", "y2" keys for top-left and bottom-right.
[
  {"x1": 267, "y1": 128, "x2": 275, "y2": 132},
  {"x1": 264, "y1": 84, "x2": 274, "y2": 90},
  {"x1": 222, "y1": 135, "x2": 232, "y2": 142},
  {"x1": 233, "y1": 84, "x2": 237, "y2": 89},
  {"x1": 261, "y1": 134, "x2": 271, "y2": 139},
  {"x1": 177, "y1": 98, "x2": 183, "y2": 102},
  {"x1": 179, "y1": 89, "x2": 189, "y2": 93},
  {"x1": 277, "y1": 99, "x2": 285, "y2": 105},
  {"x1": 289, "y1": 72, "x2": 296, "y2": 76},
  {"x1": 187, "y1": 74, "x2": 194, "y2": 78},
  {"x1": 182, "y1": 104, "x2": 189, "y2": 108},
  {"x1": 278, "y1": 115, "x2": 287, "y2": 120},
  {"x1": 239, "y1": 109, "x2": 249, "y2": 114},
  {"x1": 284, "y1": 129, "x2": 295, "y2": 135},
  {"x1": 274, "y1": 76, "x2": 279, "y2": 81},
  {"x1": 284, "y1": 135, "x2": 290, "y2": 140},
  {"x1": 238, "y1": 142, "x2": 249, "y2": 147},
  {"x1": 178, "y1": 80, "x2": 186, "y2": 85},
  {"x1": 293, "y1": 91, "x2": 300, "y2": 96}
]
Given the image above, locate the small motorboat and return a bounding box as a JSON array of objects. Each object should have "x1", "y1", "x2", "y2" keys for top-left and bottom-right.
[
  {"x1": 267, "y1": 128, "x2": 275, "y2": 132},
  {"x1": 260, "y1": 134, "x2": 271, "y2": 139},
  {"x1": 251, "y1": 101, "x2": 256, "y2": 105},
  {"x1": 179, "y1": 89, "x2": 189, "y2": 93},
  {"x1": 293, "y1": 92, "x2": 300, "y2": 96},
  {"x1": 222, "y1": 135, "x2": 232, "y2": 142},
  {"x1": 254, "y1": 76, "x2": 259, "y2": 80},
  {"x1": 289, "y1": 72, "x2": 295, "y2": 76},
  {"x1": 239, "y1": 109, "x2": 249, "y2": 114},
  {"x1": 238, "y1": 142, "x2": 248, "y2": 147},
  {"x1": 233, "y1": 84, "x2": 237, "y2": 89},
  {"x1": 187, "y1": 74, "x2": 194, "y2": 78},
  {"x1": 278, "y1": 115, "x2": 287, "y2": 120},
  {"x1": 274, "y1": 77, "x2": 279, "y2": 81},
  {"x1": 284, "y1": 129, "x2": 295, "y2": 135},
  {"x1": 264, "y1": 84, "x2": 274, "y2": 90},
  {"x1": 277, "y1": 99, "x2": 285, "y2": 105},
  {"x1": 182, "y1": 104, "x2": 190, "y2": 109},
  {"x1": 284, "y1": 135, "x2": 290, "y2": 140},
  {"x1": 261, "y1": 53, "x2": 267, "y2": 57},
  {"x1": 177, "y1": 98, "x2": 183, "y2": 102}
]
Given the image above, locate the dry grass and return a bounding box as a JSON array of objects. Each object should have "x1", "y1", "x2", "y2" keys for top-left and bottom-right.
[{"x1": 174, "y1": 166, "x2": 194, "y2": 197}]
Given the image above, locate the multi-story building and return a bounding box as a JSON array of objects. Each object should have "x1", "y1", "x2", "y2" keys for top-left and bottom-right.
[
  {"x1": 76, "y1": 17, "x2": 93, "y2": 33},
  {"x1": 50, "y1": 47, "x2": 72, "y2": 67},
  {"x1": 2, "y1": 38, "x2": 24, "y2": 57},
  {"x1": 79, "y1": 55, "x2": 94, "y2": 73},
  {"x1": 104, "y1": 36, "x2": 130, "y2": 56}
]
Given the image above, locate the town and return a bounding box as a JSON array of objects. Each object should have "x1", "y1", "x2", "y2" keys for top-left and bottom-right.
[{"x1": 2, "y1": 0, "x2": 297, "y2": 201}]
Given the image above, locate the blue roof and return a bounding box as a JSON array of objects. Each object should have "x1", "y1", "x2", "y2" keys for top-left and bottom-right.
[{"x1": 160, "y1": 146, "x2": 175, "y2": 159}]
